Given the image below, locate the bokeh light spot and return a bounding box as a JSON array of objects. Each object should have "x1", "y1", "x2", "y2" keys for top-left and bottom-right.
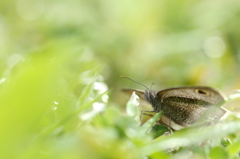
[
  {"x1": 204, "y1": 36, "x2": 226, "y2": 58},
  {"x1": 93, "y1": 82, "x2": 108, "y2": 94},
  {"x1": 93, "y1": 102, "x2": 106, "y2": 112},
  {"x1": 0, "y1": 78, "x2": 6, "y2": 84}
]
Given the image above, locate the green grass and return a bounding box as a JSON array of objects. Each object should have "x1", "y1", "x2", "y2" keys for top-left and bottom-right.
[{"x1": 1, "y1": 46, "x2": 240, "y2": 158}]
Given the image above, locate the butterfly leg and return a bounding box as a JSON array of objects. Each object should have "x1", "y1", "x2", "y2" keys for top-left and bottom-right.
[
  {"x1": 164, "y1": 127, "x2": 173, "y2": 136},
  {"x1": 169, "y1": 110, "x2": 172, "y2": 129},
  {"x1": 166, "y1": 110, "x2": 173, "y2": 135},
  {"x1": 140, "y1": 110, "x2": 156, "y2": 125}
]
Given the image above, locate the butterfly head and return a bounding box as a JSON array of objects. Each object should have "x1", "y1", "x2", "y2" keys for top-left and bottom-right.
[
  {"x1": 120, "y1": 76, "x2": 161, "y2": 112},
  {"x1": 144, "y1": 89, "x2": 161, "y2": 112}
]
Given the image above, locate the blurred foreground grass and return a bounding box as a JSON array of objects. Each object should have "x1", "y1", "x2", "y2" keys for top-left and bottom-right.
[
  {"x1": 1, "y1": 43, "x2": 240, "y2": 159},
  {"x1": 1, "y1": 0, "x2": 240, "y2": 158}
]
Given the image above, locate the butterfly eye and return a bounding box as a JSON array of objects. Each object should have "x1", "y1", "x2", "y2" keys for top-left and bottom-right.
[{"x1": 195, "y1": 89, "x2": 209, "y2": 95}]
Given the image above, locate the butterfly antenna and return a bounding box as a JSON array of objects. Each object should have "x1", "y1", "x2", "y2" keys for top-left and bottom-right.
[
  {"x1": 120, "y1": 76, "x2": 150, "y2": 91},
  {"x1": 150, "y1": 82, "x2": 155, "y2": 90}
]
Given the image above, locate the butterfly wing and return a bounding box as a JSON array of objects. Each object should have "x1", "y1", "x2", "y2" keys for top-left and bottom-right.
[
  {"x1": 157, "y1": 86, "x2": 227, "y2": 106},
  {"x1": 122, "y1": 88, "x2": 145, "y2": 100},
  {"x1": 156, "y1": 86, "x2": 227, "y2": 126}
]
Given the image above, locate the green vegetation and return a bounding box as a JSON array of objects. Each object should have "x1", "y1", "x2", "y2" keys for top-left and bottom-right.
[{"x1": 1, "y1": 0, "x2": 240, "y2": 158}]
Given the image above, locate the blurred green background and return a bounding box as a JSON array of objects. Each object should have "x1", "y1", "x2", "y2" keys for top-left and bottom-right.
[{"x1": 1, "y1": 0, "x2": 240, "y2": 158}]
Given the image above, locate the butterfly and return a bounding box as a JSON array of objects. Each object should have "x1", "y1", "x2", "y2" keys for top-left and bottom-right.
[{"x1": 121, "y1": 76, "x2": 229, "y2": 130}]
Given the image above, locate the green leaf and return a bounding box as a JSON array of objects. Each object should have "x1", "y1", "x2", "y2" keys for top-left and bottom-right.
[
  {"x1": 126, "y1": 92, "x2": 140, "y2": 118},
  {"x1": 141, "y1": 112, "x2": 162, "y2": 134},
  {"x1": 210, "y1": 146, "x2": 229, "y2": 159}
]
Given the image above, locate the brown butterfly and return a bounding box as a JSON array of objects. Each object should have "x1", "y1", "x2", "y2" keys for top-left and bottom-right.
[{"x1": 121, "y1": 76, "x2": 229, "y2": 130}]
